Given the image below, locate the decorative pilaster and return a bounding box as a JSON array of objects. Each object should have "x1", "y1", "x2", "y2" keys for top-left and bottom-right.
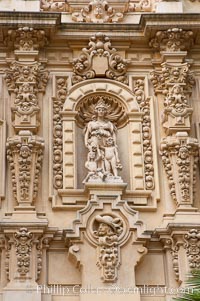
[
  {"x1": 150, "y1": 28, "x2": 199, "y2": 208},
  {"x1": 2, "y1": 227, "x2": 54, "y2": 287},
  {"x1": 184, "y1": 229, "x2": 200, "y2": 269},
  {"x1": 5, "y1": 27, "x2": 49, "y2": 210}
]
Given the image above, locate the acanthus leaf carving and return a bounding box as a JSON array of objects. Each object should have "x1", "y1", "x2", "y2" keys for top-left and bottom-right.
[
  {"x1": 149, "y1": 28, "x2": 194, "y2": 52},
  {"x1": 184, "y1": 229, "x2": 200, "y2": 269},
  {"x1": 72, "y1": 32, "x2": 129, "y2": 85},
  {"x1": 72, "y1": 0, "x2": 124, "y2": 23},
  {"x1": 53, "y1": 77, "x2": 68, "y2": 190},
  {"x1": 92, "y1": 214, "x2": 124, "y2": 282},
  {"x1": 14, "y1": 228, "x2": 33, "y2": 276},
  {"x1": 5, "y1": 27, "x2": 48, "y2": 51},
  {"x1": 7, "y1": 131, "x2": 44, "y2": 208}
]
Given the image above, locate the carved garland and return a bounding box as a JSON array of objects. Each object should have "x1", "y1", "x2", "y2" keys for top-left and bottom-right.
[
  {"x1": 53, "y1": 77, "x2": 68, "y2": 189},
  {"x1": 133, "y1": 79, "x2": 155, "y2": 190},
  {"x1": 184, "y1": 229, "x2": 200, "y2": 269},
  {"x1": 14, "y1": 228, "x2": 33, "y2": 276}
]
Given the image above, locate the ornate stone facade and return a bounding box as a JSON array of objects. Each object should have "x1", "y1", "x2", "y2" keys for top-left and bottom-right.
[{"x1": 1, "y1": 2, "x2": 200, "y2": 301}]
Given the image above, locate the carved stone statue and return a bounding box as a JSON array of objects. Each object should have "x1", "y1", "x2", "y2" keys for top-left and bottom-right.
[{"x1": 83, "y1": 97, "x2": 123, "y2": 183}]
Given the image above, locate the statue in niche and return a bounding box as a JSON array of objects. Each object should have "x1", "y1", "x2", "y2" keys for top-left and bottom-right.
[{"x1": 83, "y1": 97, "x2": 123, "y2": 183}]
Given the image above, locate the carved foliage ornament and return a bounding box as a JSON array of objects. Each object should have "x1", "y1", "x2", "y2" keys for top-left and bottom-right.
[
  {"x1": 149, "y1": 28, "x2": 194, "y2": 52},
  {"x1": 40, "y1": 0, "x2": 69, "y2": 12},
  {"x1": 92, "y1": 214, "x2": 124, "y2": 282},
  {"x1": 5, "y1": 61, "x2": 49, "y2": 93},
  {"x1": 150, "y1": 63, "x2": 194, "y2": 94},
  {"x1": 5, "y1": 61, "x2": 48, "y2": 131},
  {"x1": 184, "y1": 229, "x2": 200, "y2": 269},
  {"x1": 133, "y1": 79, "x2": 154, "y2": 190},
  {"x1": 53, "y1": 77, "x2": 68, "y2": 189},
  {"x1": 14, "y1": 228, "x2": 33, "y2": 276},
  {"x1": 160, "y1": 135, "x2": 199, "y2": 205},
  {"x1": 7, "y1": 131, "x2": 44, "y2": 207},
  {"x1": 72, "y1": 0, "x2": 124, "y2": 23},
  {"x1": 72, "y1": 32, "x2": 129, "y2": 85},
  {"x1": 128, "y1": 0, "x2": 152, "y2": 12},
  {"x1": 5, "y1": 27, "x2": 48, "y2": 51}
]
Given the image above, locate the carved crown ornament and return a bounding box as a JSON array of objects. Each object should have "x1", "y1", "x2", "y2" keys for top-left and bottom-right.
[
  {"x1": 4, "y1": 27, "x2": 48, "y2": 51},
  {"x1": 72, "y1": 32, "x2": 129, "y2": 85},
  {"x1": 149, "y1": 28, "x2": 194, "y2": 52}
]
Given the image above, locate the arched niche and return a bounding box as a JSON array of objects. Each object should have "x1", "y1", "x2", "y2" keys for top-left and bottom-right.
[{"x1": 62, "y1": 79, "x2": 145, "y2": 190}]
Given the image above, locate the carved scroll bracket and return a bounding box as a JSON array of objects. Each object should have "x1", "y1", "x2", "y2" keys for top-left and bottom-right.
[
  {"x1": 160, "y1": 132, "x2": 198, "y2": 207},
  {"x1": 7, "y1": 130, "x2": 44, "y2": 209}
]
